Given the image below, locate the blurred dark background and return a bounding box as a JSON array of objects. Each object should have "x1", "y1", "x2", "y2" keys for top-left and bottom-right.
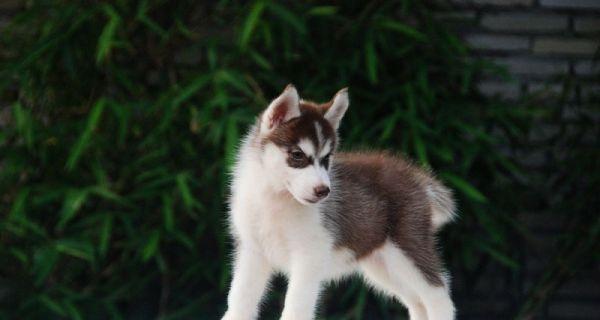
[{"x1": 0, "y1": 1, "x2": 598, "y2": 319}]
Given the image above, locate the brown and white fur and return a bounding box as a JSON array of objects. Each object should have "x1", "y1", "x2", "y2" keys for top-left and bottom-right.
[{"x1": 223, "y1": 85, "x2": 457, "y2": 320}]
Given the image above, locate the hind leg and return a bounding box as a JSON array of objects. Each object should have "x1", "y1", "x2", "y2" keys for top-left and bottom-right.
[
  {"x1": 359, "y1": 248, "x2": 428, "y2": 320},
  {"x1": 378, "y1": 241, "x2": 455, "y2": 320},
  {"x1": 420, "y1": 285, "x2": 454, "y2": 320}
]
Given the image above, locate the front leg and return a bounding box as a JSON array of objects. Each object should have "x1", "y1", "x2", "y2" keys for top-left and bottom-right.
[
  {"x1": 222, "y1": 244, "x2": 272, "y2": 320},
  {"x1": 280, "y1": 260, "x2": 324, "y2": 320}
]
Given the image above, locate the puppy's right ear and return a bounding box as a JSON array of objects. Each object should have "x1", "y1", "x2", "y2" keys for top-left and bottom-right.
[
  {"x1": 261, "y1": 84, "x2": 300, "y2": 133},
  {"x1": 324, "y1": 88, "x2": 349, "y2": 130}
]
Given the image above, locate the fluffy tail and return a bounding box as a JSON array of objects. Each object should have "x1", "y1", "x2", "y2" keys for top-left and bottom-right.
[{"x1": 426, "y1": 180, "x2": 457, "y2": 230}]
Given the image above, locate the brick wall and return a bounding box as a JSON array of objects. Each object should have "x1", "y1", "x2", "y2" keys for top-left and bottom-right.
[
  {"x1": 437, "y1": 1, "x2": 600, "y2": 319},
  {"x1": 437, "y1": 0, "x2": 599, "y2": 100}
]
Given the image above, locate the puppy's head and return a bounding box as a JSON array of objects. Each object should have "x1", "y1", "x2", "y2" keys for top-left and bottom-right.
[{"x1": 258, "y1": 84, "x2": 349, "y2": 205}]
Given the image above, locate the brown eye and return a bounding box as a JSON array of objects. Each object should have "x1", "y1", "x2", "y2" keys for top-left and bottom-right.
[{"x1": 291, "y1": 150, "x2": 305, "y2": 160}]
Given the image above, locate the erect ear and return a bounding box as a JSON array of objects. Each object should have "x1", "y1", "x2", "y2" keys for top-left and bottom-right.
[
  {"x1": 261, "y1": 84, "x2": 300, "y2": 133},
  {"x1": 324, "y1": 88, "x2": 349, "y2": 130}
]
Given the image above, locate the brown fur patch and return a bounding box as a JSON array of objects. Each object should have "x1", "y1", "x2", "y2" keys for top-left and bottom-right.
[
  {"x1": 322, "y1": 152, "x2": 446, "y2": 286},
  {"x1": 258, "y1": 95, "x2": 450, "y2": 287},
  {"x1": 263, "y1": 101, "x2": 336, "y2": 152}
]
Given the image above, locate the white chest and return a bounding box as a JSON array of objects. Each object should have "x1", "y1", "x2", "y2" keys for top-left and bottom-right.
[
  {"x1": 244, "y1": 194, "x2": 323, "y2": 270},
  {"x1": 230, "y1": 160, "x2": 356, "y2": 278}
]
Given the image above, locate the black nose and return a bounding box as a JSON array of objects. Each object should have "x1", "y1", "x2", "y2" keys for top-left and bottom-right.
[{"x1": 314, "y1": 185, "x2": 330, "y2": 198}]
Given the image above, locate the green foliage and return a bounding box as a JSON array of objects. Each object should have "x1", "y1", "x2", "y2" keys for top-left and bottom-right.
[{"x1": 2, "y1": 0, "x2": 593, "y2": 319}]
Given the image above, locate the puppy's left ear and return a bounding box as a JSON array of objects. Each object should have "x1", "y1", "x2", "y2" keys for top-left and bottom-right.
[{"x1": 324, "y1": 88, "x2": 349, "y2": 130}]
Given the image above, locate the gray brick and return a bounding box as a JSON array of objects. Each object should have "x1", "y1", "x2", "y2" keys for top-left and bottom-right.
[
  {"x1": 481, "y1": 13, "x2": 568, "y2": 32},
  {"x1": 525, "y1": 259, "x2": 548, "y2": 273},
  {"x1": 533, "y1": 38, "x2": 599, "y2": 56},
  {"x1": 451, "y1": 0, "x2": 534, "y2": 5},
  {"x1": 478, "y1": 81, "x2": 521, "y2": 98},
  {"x1": 562, "y1": 104, "x2": 585, "y2": 120},
  {"x1": 575, "y1": 17, "x2": 600, "y2": 33},
  {"x1": 574, "y1": 60, "x2": 599, "y2": 75},
  {"x1": 529, "y1": 82, "x2": 579, "y2": 103},
  {"x1": 465, "y1": 34, "x2": 529, "y2": 51},
  {"x1": 494, "y1": 57, "x2": 569, "y2": 76},
  {"x1": 517, "y1": 149, "x2": 547, "y2": 167},
  {"x1": 434, "y1": 11, "x2": 478, "y2": 21},
  {"x1": 519, "y1": 212, "x2": 565, "y2": 231},
  {"x1": 541, "y1": 0, "x2": 600, "y2": 9},
  {"x1": 527, "y1": 82, "x2": 563, "y2": 96},
  {"x1": 549, "y1": 302, "x2": 600, "y2": 319},
  {"x1": 580, "y1": 85, "x2": 600, "y2": 100},
  {"x1": 556, "y1": 276, "x2": 600, "y2": 296},
  {"x1": 531, "y1": 124, "x2": 564, "y2": 144}
]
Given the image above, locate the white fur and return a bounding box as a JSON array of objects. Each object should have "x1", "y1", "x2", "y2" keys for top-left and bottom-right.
[
  {"x1": 360, "y1": 241, "x2": 455, "y2": 320},
  {"x1": 319, "y1": 139, "x2": 332, "y2": 158},
  {"x1": 223, "y1": 87, "x2": 454, "y2": 320},
  {"x1": 297, "y1": 138, "x2": 315, "y2": 157},
  {"x1": 426, "y1": 183, "x2": 457, "y2": 230}
]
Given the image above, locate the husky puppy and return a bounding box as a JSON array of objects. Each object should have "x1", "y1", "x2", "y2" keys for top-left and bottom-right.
[{"x1": 223, "y1": 85, "x2": 456, "y2": 320}]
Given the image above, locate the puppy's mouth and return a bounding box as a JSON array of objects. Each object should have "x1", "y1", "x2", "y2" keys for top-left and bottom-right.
[
  {"x1": 303, "y1": 198, "x2": 319, "y2": 204},
  {"x1": 294, "y1": 194, "x2": 320, "y2": 206}
]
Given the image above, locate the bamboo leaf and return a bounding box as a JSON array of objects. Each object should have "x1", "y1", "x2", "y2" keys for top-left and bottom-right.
[
  {"x1": 64, "y1": 300, "x2": 83, "y2": 320},
  {"x1": 33, "y1": 247, "x2": 59, "y2": 286},
  {"x1": 379, "y1": 111, "x2": 400, "y2": 142},
  {"x1": 56, "y1": 189, "x2": 89, "y2": 231},
  {"x1": 99, "y1": 214, "x2": 113, "y2": 257},
  {"x1": 163, "y1": 194, "x2": 175, "y2": 232},
  {"x1": 441, "y1": 172, "x2": 487, "y2": 203},
  {"x1": 96, "y1": 4, "x2": 121, "y2": 64},
  {"x1": 12, "y1": 103, "x2": 34, "y2": 149},
  {"x1": 176, "y1": 173, "x2": 202, "y2": 212},
  {"x1": 267, "y1": 2, "x2": 306, "y2": 35},
  {"x1": 216, "y1": 70, "x2": 252, "y2": 96},
  {"x1": 89, "y1": 185, "x2": 131, "y2": 206},
  {"x1": 142, "y1": 231, "x2": 161, "y2": 262},
  {"x1": 172, "y1": 74, "x2": 211, "y2": 107},
  {"x1": 307, "y1": 6, "x2": 338, "y2": 16},
  {"x1": 10, "y1": 248, "x2": 28, "y2": 265},
  {"x1": 379, "y1": 19, "x2": 427, "y2": 42},
  {"x1": 9, "y1": 188, "x2": 29, "y2": 221},
  {"x1": 55, "y1": 239, "x2": 94, "y2": 262},
  {"x1": 474, "y1": 208, "x2": 505, "y2": 245},
  {"x1": 136, "y1": 0, "x2": 168, "y2": 39},
  {"x1": 66, "y1": 99, "x2": 106, "y2": 171},
  {"x1": 240, "y1": 0, "x2": 267, "y2": 49},
  {"x1": 413, "y1": 131, "x2": 428, "y2": 165},
  {"x1": 249, "y1": 50, "x2": 273, "y2": 70},
  {"x1": 174, "y1": 232, "x2": 195, "y2": 251},
  {"x1": 365, "y1": 36, "x2": 378, "y2": 84},
  {"x1": 39, "y1": 295, "x2": 66, "y2": 317},
  {"x1": 108, "y1": 101, "x2": 130, "y2": 146},
  {"x1": 475, "y1": 241, "x2": 519, "y2": 270}
]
